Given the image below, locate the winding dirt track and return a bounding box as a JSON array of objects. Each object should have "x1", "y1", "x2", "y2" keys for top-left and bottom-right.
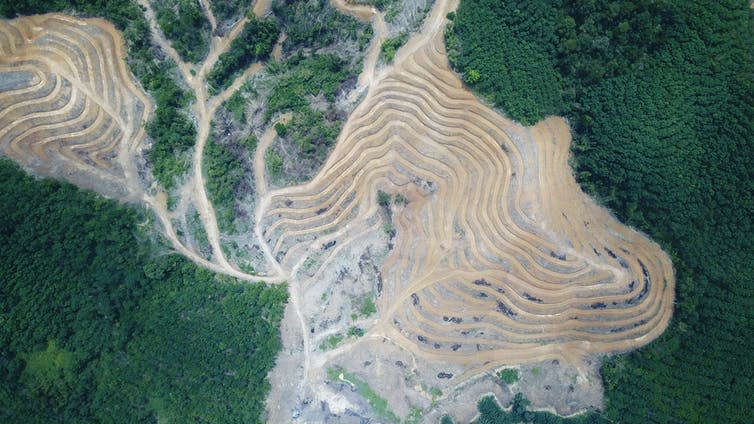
[
  {"x1": 260, "y1": 0, "x2": 675, "y2": 377},
  {"x1": 0, "y1": 5, "x2": 283, "y2": 283}
]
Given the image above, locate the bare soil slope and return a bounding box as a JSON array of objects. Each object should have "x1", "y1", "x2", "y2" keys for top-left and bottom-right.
[
  {"x1": 261, "y1": 0, "x2": 674, "y2": 420},
  {"x1": 264, "y1": 0, "x2": 673, "y2": 374},
  {"x1": 0, "y1": 0, "x2": 675, "y2": 421},
  {"x1": 0, "y1": 15, "x2": 152, "y2": 199}
]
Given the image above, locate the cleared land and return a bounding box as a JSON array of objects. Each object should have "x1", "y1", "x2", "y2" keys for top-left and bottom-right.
[
  {"x1": 0, "y1": 14, "x2": 152, "y2": 198},
  {"x1": 262, "y1": 0, "x2": 675, "y2": 420},
  {"x1": 0, "y1": 0, "x2": 676, "y2": 421},
  {"x1": 262, "y1": 0, "x2": 673, "y2": 369}
]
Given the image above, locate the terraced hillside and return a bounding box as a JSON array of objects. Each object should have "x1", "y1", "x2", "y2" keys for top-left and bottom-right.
[
  {"x1": 0, "y1": 14, "x2": 152, "y2": 198},
  {"x1": 263, "y1": 0, "x2": 673, "y2": 361},
  {"x1": 0, "y1": 0, "x2": 676, "y2": 422},
  {"x1": 261, "y1": 0, "x2": 675, "y2": 421}
]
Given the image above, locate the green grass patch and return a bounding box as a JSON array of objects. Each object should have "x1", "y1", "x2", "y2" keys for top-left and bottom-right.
[
  {"x1": 327, "y1": 367, "x2": 400, "y2": 423},
  {"x1": 497, "y1": 368, "x2": 519, "y2": 384},
  {"x1": 319, "y1": 334, "x2": 344, "y2": 350},
  {"x1": 380, "y1": 32, "x2": 409, "y2": 63},
  {"x1": 347, "y1": 326, "x2": 365, "y2": 338},
  {"x1": 265, "y1": 149, "x2": 284, "y2": 182},
  {"x1": 359, "y1": 297, "x2": 377, "y2": 317}
]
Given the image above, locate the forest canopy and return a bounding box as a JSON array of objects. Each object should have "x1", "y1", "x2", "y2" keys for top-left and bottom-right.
[
  {"x1": 0, "y1": 159, "x2": 288, "y2": 423},
  {"x1": 448, "y1": 0, "x2": 754, "y2": 422}
]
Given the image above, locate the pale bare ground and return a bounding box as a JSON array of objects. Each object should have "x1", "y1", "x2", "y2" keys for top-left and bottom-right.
[
  {"x1": 0, "y1": 0, "x2": 677, "y2": 422},
  {"x1": 260, "y1": 0, "x2": 675, "y2": 421},
  {"x1": 0, "y1": 14, "x2": 152, "y2": 199}
]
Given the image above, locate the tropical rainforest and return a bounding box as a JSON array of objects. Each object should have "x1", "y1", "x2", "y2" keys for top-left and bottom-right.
[
  {"x1": 0, "y1": 159, "x2": 287, "y2": 423},
  {"x1": 448, "y1": 0, "x2": 754, "y2": 422}
]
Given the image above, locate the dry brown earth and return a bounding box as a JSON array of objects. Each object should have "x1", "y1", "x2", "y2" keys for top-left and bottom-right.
[
  {"x1": 262, "y1": 0, "x2": 674, "y2": 420},
  {"x1": 0, "y1": 0, "x2": 675, "y2": 422},
  {"x1": 0, "y1": 14, "x2": 151, "y2": 198}
]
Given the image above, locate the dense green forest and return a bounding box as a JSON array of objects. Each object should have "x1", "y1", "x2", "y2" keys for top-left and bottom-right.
[
  {"x1": 209, "y1": 0, "x2": 252, "y2": 26},
  {"x1": 151, "y1": 0, "x2": 211, "y2": 63},
  {"x1": 207, "y1": 16, "x2": 280, "y2": 93},
  {"x1": 1, "y1": 0, "x2": 199, "y2": 190},
  {"x1": 0, "y1": 160, "x2": 287, "y2": 422},
  {"x1": 203, "y1": 130, "x2": 251, "y2": 233},
  {"x1": 448, "y1": 0, "x2": 754, "y2": 422}
]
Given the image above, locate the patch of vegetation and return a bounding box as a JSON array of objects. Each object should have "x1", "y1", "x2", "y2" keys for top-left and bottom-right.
[
  {"x1": 145, "y1": 69, "x2": 197, "y2": 189},
  {"x1": 266, "y1": 53, "x2": 354, "y2": 119},
  {"x1": 273, "y1": 0, "x2": 371, "y2": 53},
  {"x1": 327, "y1": 367, "x2": 400, "y2": 423},
  {"x1": 347, "y1": 326, "x2": 365, "y2": 338},
  {"x1": 188, "y1": 208, "x2": 211, "y2": 257},
  {"x1": 359, "y1": 297, "x2": 377, "y2": 317},
  {"x1": 380, "y1": 32, "x2": 408, "y2": 62},
  {"x1": 0, "y1": 160, "x2": 287, "y2": 423},
  {"x1": 377, "y1": 190, "x2": 391, "y2": 207},
  {"x1": 449, "y1": 1, "x2": 754, "y2": 422},
  {"x1": 429, "y1": 386, "x2": 442, "y2": 398},
  {"x1": 210, "y1": 0, "x2": 252, "y2": 24},
  {"x1": 404, "y1": 406, "x2": 424, "y2": 424},
  {"x1": 225, "y1": 89, "x2": 248, "y2": 122},
  {"x1": 207, "y1": 16, "x2": 279, "y2": 93},
  {"x1": 496, "y1": 368, "x2": 519, "y2": 385},
  {"x1": 319, "y1": 334, "x2": 344, "y2": 350},
  {"x1": 278, "y1": 108, "x2": 341, "y2": 154},
  {"x1": 261, "y1": 60, "x2": 353, "y2": 184},
  {"x1": 265, "y1": 148, "x2": 284, "y2": 182},
  {"x1": 203, "y1": 131, "x2": 248, "y2": 233},
  {"x1": 468, "y1": 393, "x2": 607, "y2": 424},
  {"x1": 151, "y1": 0, "x2": 211, "y2": 63},
  {"x1": 445, "y1": 7, "x2": 563, "y2": 125},
  {"x1": 240, "y1": 134, "x2": 259, "y2": 152}
]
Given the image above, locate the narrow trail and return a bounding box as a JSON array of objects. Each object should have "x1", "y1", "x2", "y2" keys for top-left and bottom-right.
[
  {"x1": 330, "y1": 0, "x2": 386, "y2": 101},
  {"x1": 137, "y1": 0, "x2": 282, "y2": 282},
  {"x1": 199, "y1": 0, "x2": 217, "y2": 33},
  {"x1": 1, "y1": 0, "x2": 677, "y2": 421}
]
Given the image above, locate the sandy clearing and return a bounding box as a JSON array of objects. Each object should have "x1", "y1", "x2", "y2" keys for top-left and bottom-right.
[
  {"x1": 1, "y1": 0, "x2": 677, "y2": 420},
  {"x1": 0, "y1": 14, "x2": 152, "y2": 199},
  {"x1": 261, "y1": 0, "x2": 675, "y2": 420}
]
